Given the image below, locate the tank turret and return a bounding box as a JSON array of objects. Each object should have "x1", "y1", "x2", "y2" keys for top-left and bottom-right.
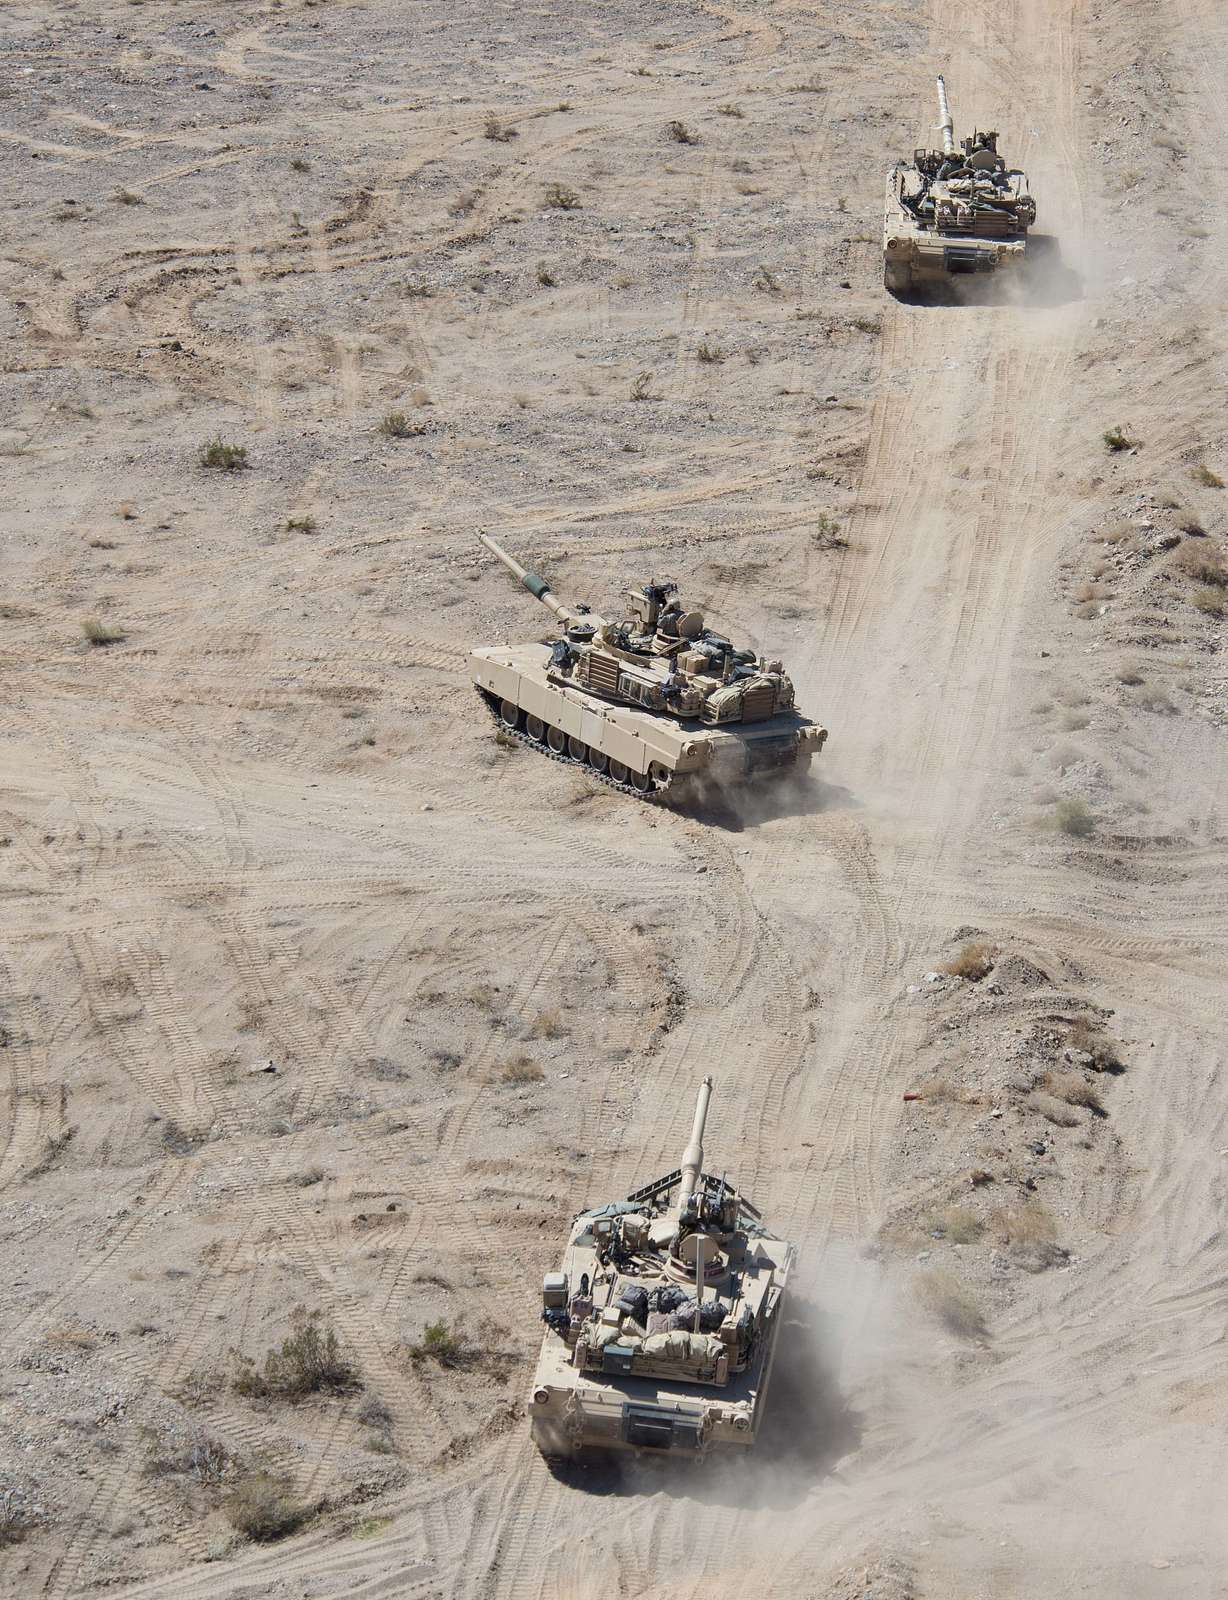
[
  {"x1": 527, "y1": 1078, "x2": 794, "y2": 1461},
  {"x1": 883, "y1": 75, "x2": 1037, "y2": 295},
  {"x1": 470, "y1": 536, "x2": 827, "y2": 799}
]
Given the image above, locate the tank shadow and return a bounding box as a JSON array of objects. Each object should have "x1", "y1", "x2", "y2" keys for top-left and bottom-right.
[
  {"x1": 544, "y1": 1298, "x2": 861, "y2": 1510},
  {"x1": 892, "y1": 235, "x2": 1082, "y2": 310}
]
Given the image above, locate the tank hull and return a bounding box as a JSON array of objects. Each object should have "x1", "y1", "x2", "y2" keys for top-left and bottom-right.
[
  {"x1": 472, "y1": 643, "x2": 826, "y2": 800},
  {"x1": 529, "y1": 1239, "x2": 792, "y2": 1462},
  {"x1": 883, "y1": 170, "x2": 1028, "y2": 293}
]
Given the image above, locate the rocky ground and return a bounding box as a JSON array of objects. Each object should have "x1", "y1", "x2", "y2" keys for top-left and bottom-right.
[{"x1": 2, "y1": 0, "x2": 1227, "y2": 1596}]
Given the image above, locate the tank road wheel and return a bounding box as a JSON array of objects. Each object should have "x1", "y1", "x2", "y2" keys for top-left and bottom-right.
[
  {"x1": 499, "y1": 700, "x2": 520, "y2": 730},
  {"x1": 631, "y1": 769, "x2": 652, "y2": 794},
  {"x1": 588, "y1": 748, "x2": 609, "y2": 774},
  {"x1": 608, "y1": 759, "x2": 630, "y2": 785},
  {"x1": 567, "y1": 736, "x2": 588, "y2": 761},
  {"x1": 525, "y1": 714, "x2": 546, "y2": 743},
  {"x1": 546, "y1": 726, "x2": 567, "y2": 754}
]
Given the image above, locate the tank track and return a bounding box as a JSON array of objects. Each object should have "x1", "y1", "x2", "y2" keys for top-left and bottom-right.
[{"x1": 478, "y1": 690, "x2": 675, "y2": 804}]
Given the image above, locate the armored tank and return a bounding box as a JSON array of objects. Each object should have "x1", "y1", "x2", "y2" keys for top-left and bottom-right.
[
  {"x1": 529, "y1": 1077, "x2": 794, "y2": 1461},
  {"x1": 883, "y1": 75, "x2": 1036, "y2": 294},
  {"x1": 471, "y1": 536, "x2": 826, "y2": 799}
]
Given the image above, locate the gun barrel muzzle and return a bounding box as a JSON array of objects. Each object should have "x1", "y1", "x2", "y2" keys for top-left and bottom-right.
[{"x1": 936, "y1": 74, "x2": 955, "y2": 155}]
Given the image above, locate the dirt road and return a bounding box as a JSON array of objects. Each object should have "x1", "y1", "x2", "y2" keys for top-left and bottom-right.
[{"x1": 2, "y1": 0, "x2": 1226, "y2": 1594}]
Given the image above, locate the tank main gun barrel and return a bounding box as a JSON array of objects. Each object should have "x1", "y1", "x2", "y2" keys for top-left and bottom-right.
[
  {"x1": 936, "y1": 74, "x2": 955, "y2": 156},
  {"x1": 479, "y1": 533, "x2": 577, "y2": 623},
  {"x1": 676, "y1": 1076, "x2": 714, "y2": 1220}
]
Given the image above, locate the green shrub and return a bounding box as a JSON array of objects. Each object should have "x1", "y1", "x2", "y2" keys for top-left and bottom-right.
[
  {"x1": 199, "y1": 438, "x2": 248, "y2": 471},
  {"x1": 232, "y1": 1311, "x2": 358, "y2": 1400}
]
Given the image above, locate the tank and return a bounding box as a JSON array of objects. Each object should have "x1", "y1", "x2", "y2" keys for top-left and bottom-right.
[
  {"x1": 529, "y1": 1077, "x2": 795, "y2": 1461},
  {"x1": 883, "y1": 75, "x2": 1036, "y2": 294},
  {"x1": 471, "y1": 535, "x2": 827, "y2": 799}
]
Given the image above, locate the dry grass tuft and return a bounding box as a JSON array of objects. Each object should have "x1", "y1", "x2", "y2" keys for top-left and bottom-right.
[
  {"x1": 666, "y1": 119, "x2": 698, "y2": 144},
  {"x1": 630, "y1": 370, "x2": 655, "y2": 402},
  {"x1": 225, "y1": 1473, "x2": 309, "y2": 1543},
  {"x1": 940, "y1": 941, "x2": 996, "y2": 981},
  {"x1": 1102, "y1": 425, "x2": 1137, "y2": 453},
  {"x1": 1043, "y1": 1071, "x2": 1105, "y2": 1114},
  {"x1": 483, "y1": 111, "x2": 517, "y2": 142},
  {"x1": 1026, "y1": 1089, "x2": 1082, "y2": 1127},
  {"x1": 1115, "y1": 664, "x2": 1144, "y2": 686},
  {"x1": 113, "y1": 188, "x2": 144, "y2": 205},
  {"x1": 1053, "y1": 797, "x2": 1095, "y2": 837},
  {"x1": 501, "y1": 1055, "x2": 544, "y2": 1084},
  {"x1": 992, "y1": 1200, "x2": 1064, "y2": 1271},
  {"x1": 1191, "y1": 464, "x2": 1224, "y2": 488},
  {"x1": 543, "y1": 182, "x2": 581, "y2": 210},
  {"x1": 925, "y1": 1205, "x2": 983, "y2": 1244},
  {"x1": 535, "y1": 261, "x2": 556, "y2": 287},
  {"x1": 83, "y1": 618, "x2": 126, "y2": 648},
  {"x1": 286, "y1": 514, "x2": 317, "y2": 534},
  {"x1": 696, "y1": 341, "x2": 724, "y2": 364},
  {"x1": 716, "y1": 103, "x2": 744, "y2": 118},
  {"x1": 1066, "y1": 1018, "x2": 1124, "y2": 1072},
  {"x1": 378, "y1": 411, "x2": 426, "y2": 440},
  {"x1": 527, "y1": 1008, "x2": 566, "y2": 1040},
  {"x1": 1193, "y1": 585, "x2": 1227, "y2": 616},
  {"x1": 1174, "y1": 542, "x2": 1227, "y2": 586},
  {"x1": 915, "y1": 1268, "x2": 986, "y2": 1340}
]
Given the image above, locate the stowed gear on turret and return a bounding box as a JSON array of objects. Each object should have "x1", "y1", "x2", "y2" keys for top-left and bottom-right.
[{"x1": 883, "y1": 75, "x2": 1037, "y2": 295}]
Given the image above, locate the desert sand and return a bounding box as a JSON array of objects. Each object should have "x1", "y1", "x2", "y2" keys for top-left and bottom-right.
[{"x1": 2, "y1": 0, "x2": 1228, "y2": 1595}]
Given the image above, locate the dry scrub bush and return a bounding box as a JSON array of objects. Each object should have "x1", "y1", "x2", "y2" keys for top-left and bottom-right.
[
  {"x1": 630, "y1": 370, "x2": 655, "y2": 401},
  {"x1": 1192, "y1": 464, "x2": 1224, "y2": 488},
  {"x1": 1027, "y1": 1090, "x2": 1082, "y2": 1127},
  {"x1": 1067, "y1": 1019, "x2": 1123, "y2": 1072},
  {"x1": 1102, "y1": 425, "x2": 1137, "y2": 453},
  {"x1": 912, "y1": 1075, "x2": 966, "y2": 1105},
  {"x1": 1116, "y1": 664, "x2": 1144, "y2": 686},
  {"x1": 1173, "y1": 542, "x2": 1227, "y2": 586},
  {"x1": 926, "y1": 1205, "x2": 983, "y2": 1244},
  {"x1": 1175, "y1": 510, "x2": 1205, "y2": 535},
  {"x1": 232, "y1": 1311, "x2": 358, "y2": 1401},
  {"x1": 290, "y1": 158, "x2": 310, "y2": 172},
  {"x1": 667, "y1": 119, "x2": 698, "y2": 144},
  {"x1": 940, "y1": 941, "x2": 995, "y2": 981},
  {"x1": 916, "y1": 1268, "x2": 986, "y2": 1340},
  {"x1": 543, "y1": 182, "x2": 581, "y2": 210},
  {"x1": 1054, "y1": 797, "x2": 1094, "y2": 837},
  {"x1": 286, "y1": 515, "x2": 317, "y2": 534},
  {"x1": 535, "y1": 261, "x2": 556, "y2": 286},
  {"x1": 527, "y1": 1009, "x2": 566, "y2": 1040},
  {"x1": 717, "y1": 103, "x2": 744, "y2": 118},
  {"x1": 1193, "y1": 586, "x2": 1226, "y2": 616},
  {"x1": 378, "y1": 411, "x2": 425, "y2": 439},
  {"x1": 1043, "y1": 1071, "x2": 1105, "y2": 1114},
  {"x1": 484, "y1": 112, "x2": 516, "y2": 142},
  {"x1": 225, "y1": 1474, "x2": 309, "y2": 1543},
  {"x1": 1132, "y1": 684, "x2": 1175, "y2": 714},
  {"x1": 83, "y1": 618, "x2": 126, "y2": 648},
  {"x1": 993, "y1": 1200, "x2": 1063, "y2": 1271},
  {"x1": 199, "y1": 438, "x2": 248, "y2": 471},
  {"x1": 502, "y1": 1055, "x2": 544, "y2": 1084},
  {"x1": 696, "y1": 341, "x2": 724, "y2": 364}
]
